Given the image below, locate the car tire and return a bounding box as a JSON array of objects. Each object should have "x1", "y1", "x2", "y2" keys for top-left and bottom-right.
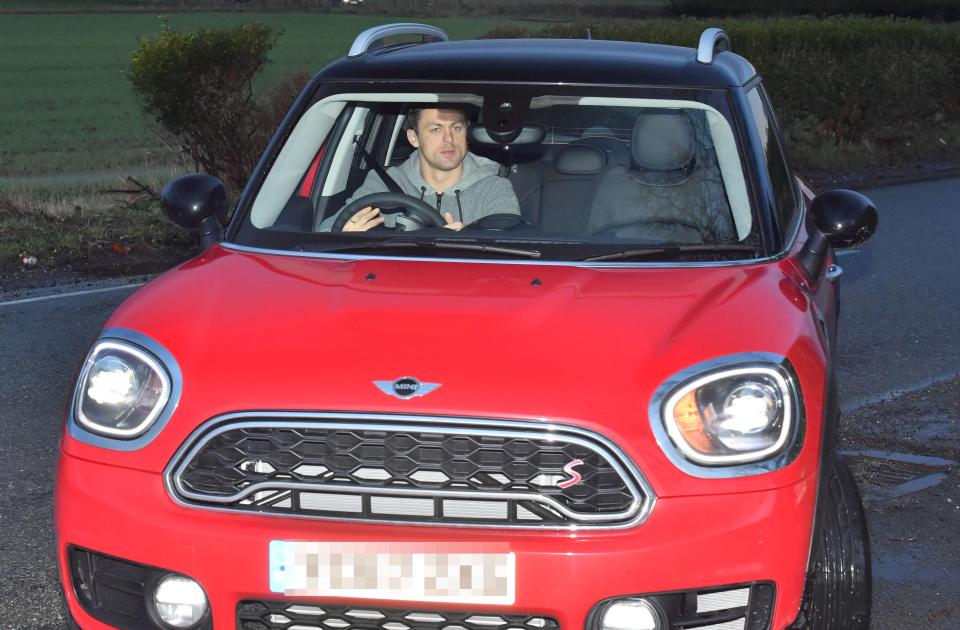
[{"x1": 792, "y1": 456, "x2": 872, "y2": 630}]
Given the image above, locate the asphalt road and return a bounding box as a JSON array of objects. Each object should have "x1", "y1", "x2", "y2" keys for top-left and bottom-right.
[{"x1": 0, "y1": 177, "x2": 958, "y2": 629}]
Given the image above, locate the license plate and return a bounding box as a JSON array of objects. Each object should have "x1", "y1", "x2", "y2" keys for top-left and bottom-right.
[{"x1": 269, "y1": 541, "x2": 515, "y2": 605}]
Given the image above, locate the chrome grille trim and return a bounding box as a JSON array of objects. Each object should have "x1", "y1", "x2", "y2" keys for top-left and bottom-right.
[{"x1": 164, "y1": 411, "x2": 655, "y2": 530}]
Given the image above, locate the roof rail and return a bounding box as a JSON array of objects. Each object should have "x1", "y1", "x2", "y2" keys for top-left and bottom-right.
[
  {"x1": 696, "y1": 28, "x2": 730, "y2": 65},
  {"x1": 348, "y1": 23, "x2": 449, "y2": 57}
]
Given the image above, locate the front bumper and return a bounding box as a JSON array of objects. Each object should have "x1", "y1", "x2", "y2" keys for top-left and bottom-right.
[{"x1": 56, "y1": 451, "x2": 815, "y2": 629}]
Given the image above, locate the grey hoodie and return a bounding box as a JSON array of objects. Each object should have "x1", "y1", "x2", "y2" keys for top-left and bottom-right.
[{"x1": 321, "y1": 150, "x2": 519, "y2": 230}]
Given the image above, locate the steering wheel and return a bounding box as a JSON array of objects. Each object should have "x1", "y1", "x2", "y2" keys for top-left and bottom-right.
[
  {"x1": 331, "y1": 191, "x2": 445, "y2": 232},
  {"x1": 463, "y1": 213, "x2": 533, "y2": 231}
]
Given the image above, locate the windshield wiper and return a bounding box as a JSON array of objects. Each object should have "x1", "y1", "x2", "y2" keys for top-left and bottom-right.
[
  {"x1": 580, "y1": 244, "x2": 758, "y2": 262},
  {"x1": 318, "y1": 238, "x2": 542, "y2": 259}
]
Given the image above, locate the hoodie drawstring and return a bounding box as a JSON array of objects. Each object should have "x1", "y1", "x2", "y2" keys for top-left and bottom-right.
[{"x1": 417, "y1": 184, "x2": 463, "y2": 223}]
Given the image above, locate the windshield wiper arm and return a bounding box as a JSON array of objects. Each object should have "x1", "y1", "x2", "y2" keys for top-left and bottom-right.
[
  {"x1": 319, "y1": 238, "x2": 542, "y2": 259},
  {"x1": 581, "y1": 244, "x2": 757, "y2": 262}
]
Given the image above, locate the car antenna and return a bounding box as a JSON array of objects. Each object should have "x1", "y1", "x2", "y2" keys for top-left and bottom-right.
[{"x1": 584, "y1": 29, "x2": 592, "y2": 40}]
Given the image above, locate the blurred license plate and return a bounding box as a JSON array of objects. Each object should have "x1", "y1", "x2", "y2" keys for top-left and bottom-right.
[{"x1": 269, "y1": 541, "x2": 515, "y2": 605}]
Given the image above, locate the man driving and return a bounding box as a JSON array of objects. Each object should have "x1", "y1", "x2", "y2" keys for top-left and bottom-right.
[{"x1": 322, "y1": 107, "x2": 520, "y2": 231}]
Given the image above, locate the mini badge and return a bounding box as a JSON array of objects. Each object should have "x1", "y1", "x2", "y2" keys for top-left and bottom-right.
[{"x1": 374, "y1": 377, "x2": 441, "y2": 399}]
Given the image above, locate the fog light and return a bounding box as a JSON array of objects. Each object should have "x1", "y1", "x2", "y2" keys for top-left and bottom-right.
[
  {"x1": 151, "y1": 574, "x2": 208, "y2": 628},
  {"x1": 600, "y1": 598, "x2": 662, "y2": 630}
]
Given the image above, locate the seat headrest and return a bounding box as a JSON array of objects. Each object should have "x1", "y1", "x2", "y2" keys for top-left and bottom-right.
[
  {"x1": 555, "y1": 144, "x2": 605, "y2": 175},
  {"x1": 631, "y1": 110, "x2": 695, "y2": 171}
]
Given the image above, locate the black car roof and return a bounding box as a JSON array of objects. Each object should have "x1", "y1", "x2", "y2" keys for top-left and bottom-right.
[{"x1": 317, "y1": 38, "x2": 757, "y2": 88}]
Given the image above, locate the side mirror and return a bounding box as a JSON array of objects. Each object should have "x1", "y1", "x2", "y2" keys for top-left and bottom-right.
[
  {"x1": 161, "y1": 174, "x2": 228, "y2": 249},
  {"x1": 809, "y1": 189, "x2": 878, "y2": 248},
  {"x1": 799, "y1": 189, "x2": 878, "y2": 279}
]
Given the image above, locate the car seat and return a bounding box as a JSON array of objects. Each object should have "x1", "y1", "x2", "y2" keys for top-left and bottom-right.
[{"x1": 588, "y1": 109, "x2": 737, "y2": 243}]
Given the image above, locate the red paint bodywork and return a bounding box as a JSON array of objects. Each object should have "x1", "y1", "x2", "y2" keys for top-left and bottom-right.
[{"x1": 57, "y1": 220, "x2": 835, "y2": 628}]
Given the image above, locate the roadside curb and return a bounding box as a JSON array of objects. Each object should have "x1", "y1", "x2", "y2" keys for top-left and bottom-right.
[{"x1": 803, "y1": 164, "x2": 960, "y2": 192}]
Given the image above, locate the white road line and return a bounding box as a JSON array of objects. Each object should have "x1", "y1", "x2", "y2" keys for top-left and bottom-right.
[
  {"x1": 842, "y1": 370, "x2": 960, "y2": 412},
  {"x1": 0, "y1": 282, "x2": 145, "y2": 307},
  {"x1": 840, "y1": 449, "x2": 955, "y2": 467},
  {"x1": 888, "y1": 473, "x2": 949, "y2": 498}
]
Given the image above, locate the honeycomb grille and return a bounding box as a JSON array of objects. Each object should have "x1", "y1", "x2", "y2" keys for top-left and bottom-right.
[
  {"x1": 168, "y1": 416, "x2": 648, "y2": 527},
  {"x1": 236, "y1": 601, "x2": 559, "y2": 630}
]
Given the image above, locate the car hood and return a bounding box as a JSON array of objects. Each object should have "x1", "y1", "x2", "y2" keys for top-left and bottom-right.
[
  {"x1": 106, "y1": 244, "x2": 820, "y2": 420},
  {"x1": 98, "y1": 246, "x2": 824, "y2": 488}
]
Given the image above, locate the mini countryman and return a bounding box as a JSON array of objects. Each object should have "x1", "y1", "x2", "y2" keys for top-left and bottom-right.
[{"x1": 57, "y1": 24, "x2": 878, "y2": 630}]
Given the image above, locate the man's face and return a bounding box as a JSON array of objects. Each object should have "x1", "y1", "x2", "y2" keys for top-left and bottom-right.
[{"x1": 407, "y1": 108, "x2": 468, "y2": 173}]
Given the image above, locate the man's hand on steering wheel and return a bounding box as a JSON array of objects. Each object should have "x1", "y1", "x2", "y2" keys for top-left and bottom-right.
[
  {"x1": 335, "y1": 191, "x2": 466, "y2": 232},
  {"x1": 342, "y1": 206, "x2": 385, "y2": 232},
  {"x1": 342, "y1": 206, "x2": 463, "y2": 232},
  {"x1": 333, "y1": 192, "x2": 449, "y2": 232},
  {"x1": 442, "y1": 212, "x2": 464, "y2": 231}
]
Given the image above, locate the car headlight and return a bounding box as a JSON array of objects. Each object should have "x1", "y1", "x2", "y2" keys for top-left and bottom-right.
[
  {"x1": 663, "y1": 365, "x2": 794, "y2": 465},
  {"x1": 74, "y1": 340, "x2": 171, "y2": 439}
]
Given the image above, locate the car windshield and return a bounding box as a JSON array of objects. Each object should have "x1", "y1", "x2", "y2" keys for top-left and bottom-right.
[{"x1": 234, "y1": 87, "x2": 761, "y2": 263}]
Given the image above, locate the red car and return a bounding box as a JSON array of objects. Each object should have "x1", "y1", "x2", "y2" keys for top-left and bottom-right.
[{"x1": 57, "y1": 24, "x2": 877, "y2": 630}]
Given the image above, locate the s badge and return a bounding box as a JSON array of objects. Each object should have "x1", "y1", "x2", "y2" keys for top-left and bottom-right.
[{"x1": 558, "y1": 459, "x2": 584, "y2": 489}]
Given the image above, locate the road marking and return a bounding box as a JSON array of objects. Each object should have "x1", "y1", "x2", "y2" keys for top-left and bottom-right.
[
  {"x1": 842, "y1": 450, "x2": 953, "y2": 498},
  {"x1": 840, "y1": 449, "x2": 955, "y2": 467},
  {"x1": 842, "y1": 370, "x2": 960, "y2": 412},
  {"x1": 0, "y1": 282, "x2": 145, "y2": 307},
  {"x1": 889, "y1": 473, "x2": 948, "y2": 498}
]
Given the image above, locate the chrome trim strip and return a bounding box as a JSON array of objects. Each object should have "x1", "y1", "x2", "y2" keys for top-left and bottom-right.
[
  {"x1": 219, "y1": 241, "x2": 777, "y2": 269},
  {"x1": 348, "y1": 23, "x2": 448, "y2": 57},
  {"x1": 649, "y1": 353, "x2": 804, "y2": 478},
  {"x1": 697, "y1": 28, "x2": 730, "y2": 65},
  {"x1": 164, "y1": 412, "x2": 656, "y2": 530}
]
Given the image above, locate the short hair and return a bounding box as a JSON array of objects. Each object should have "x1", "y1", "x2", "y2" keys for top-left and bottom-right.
[
  {"x1": 406, "y1": 108, "x2": 424, "y2": 132},
  {"x1": 406, "y1": 106, "x2": 469, "y2": 133}
]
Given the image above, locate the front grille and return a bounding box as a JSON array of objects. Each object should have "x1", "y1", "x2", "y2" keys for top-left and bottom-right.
[
  {"x1": 167, "y1": 413, "x2": 651, "y2": 527},
  {"x1": 236, "y1": 601, "x2": 559, "y2": 630}
]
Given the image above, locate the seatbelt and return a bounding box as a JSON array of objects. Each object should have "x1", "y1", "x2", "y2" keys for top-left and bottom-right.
[{"x1": 358, "y1": 145, "x2": 404, "y2": 194}]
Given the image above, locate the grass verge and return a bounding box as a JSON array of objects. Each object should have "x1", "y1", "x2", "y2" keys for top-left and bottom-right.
[
  {"x1": 0, "y1": 188, "x2": 196, "y2": 276},
  {"x1": 0, "y1": 12, "x2": 507, "y2": 179}
]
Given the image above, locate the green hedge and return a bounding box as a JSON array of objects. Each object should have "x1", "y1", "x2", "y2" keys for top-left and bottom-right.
[
  {"x1": 483, "y1": 18, "x2": 960, "y2": 172},
  {"x1": 667, "y1": 0, "x2": 960, "y2": 21}
]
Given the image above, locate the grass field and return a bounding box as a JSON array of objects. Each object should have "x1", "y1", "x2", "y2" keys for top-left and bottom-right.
[{"x1": 0, "y1": 12, "x2": 507, "y2": 182}]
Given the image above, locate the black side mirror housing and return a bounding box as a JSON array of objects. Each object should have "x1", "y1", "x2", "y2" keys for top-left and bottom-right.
[
  {"x1": 799, "y1": 189, "x2": 878, "y2": 279},
  {"x1": 161, "y1": 174, "x2": 228, "y2": 249}
]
